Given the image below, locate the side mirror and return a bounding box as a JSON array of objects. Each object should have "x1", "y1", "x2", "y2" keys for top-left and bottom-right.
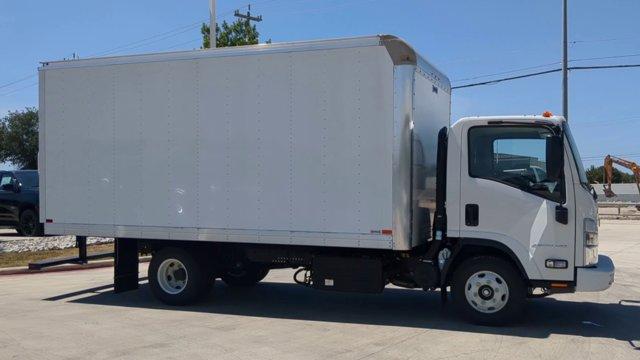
[{"x1": 546, "y1": 136, "x2": 564, "y2": 182}]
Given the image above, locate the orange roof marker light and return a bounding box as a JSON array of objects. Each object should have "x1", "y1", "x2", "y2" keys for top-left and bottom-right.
[{"x1": 542, "y1": 111, "x2": 553, "y2": 118}]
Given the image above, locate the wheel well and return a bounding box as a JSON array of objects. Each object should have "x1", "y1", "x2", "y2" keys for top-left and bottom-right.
[
  {"x1": 18, "y1": 204, "x2": 36, "y2": 217},
  {"x1": 141, "y1": 240, "x2": 238, "y2": 270},
  {"x1": 443, "y1": 240, "x2": 529, "y2": 287}
]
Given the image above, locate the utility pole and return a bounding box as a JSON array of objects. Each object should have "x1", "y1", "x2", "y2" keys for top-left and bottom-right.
[
  {"x1": 562, "y1": 0, "x2": 569, "y2": 120},
  {"x1": 210, "y1": 0, "x2": 216, "y2": 48},
  {"x1": 234, "y1": 4, "x2": 263, "y2": 25}
]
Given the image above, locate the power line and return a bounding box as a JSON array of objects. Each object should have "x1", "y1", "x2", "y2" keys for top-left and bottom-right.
[
  {"x1": 452, "y1": 64, "x2": 640, "y2": 90},
  {"x1": 0, "y1": 23, "x2": 202, "y2": 94},
  {"x1": 0, "y1": 6, "x2": 249, "y2": 97},
  {"x1": 95, "y1": 25, "x2": 202, "y2": 56},
  {"x1": 87, "y1": 20, "x2": 205, "y2": 58},
  {"x1": 88, "y1": 6, "x2": 243, "y2": 57},
  {"x1": 159, "y1": 39, "x2": 202, "y2": 52},
  {"x1": 0, "y1": 0, "x2": 637, "y2": 96},
  {"x1": 570, "y1": 64, "x2": 640, "y2": 70},
  {"x1": 0, "y1": 82, "x2": 39, "y2": 97},
  {"x1": 571, "y1": 35, "x2": 639, "y2": 44},
  {"x1": 452, "y1": 50, "x2": 640, "y2": 84},
  {"x1": 0, "y1": 74, "x2": 37, "y2": 90},
  {"x1": 452, "y1": 69, "x2": 562, "y2": 89},
  {"x1": 452, "y1": 61, "x2": 561, "y2": 82},
  {"x1": 571, "y1": 52, "x2": 640, "y2": 62}
]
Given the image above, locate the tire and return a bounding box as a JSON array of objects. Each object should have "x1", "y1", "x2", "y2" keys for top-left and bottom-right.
[
  {"x1": 19, "y1": 209, "x2": 43, "y2": 237},
  {"x1": 148, "y1": 247, "x2": 211, "y2": 306},
  {"x1": 451, "y1": 256, "x2": 526, "y2": 326},
  {"x1": 221, "y1": 263, "x2": 269, "y2": 287}
]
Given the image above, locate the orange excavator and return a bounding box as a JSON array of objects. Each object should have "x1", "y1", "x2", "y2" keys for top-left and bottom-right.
[{"x1": 603, "y1": 155, "x2": 640, "y2": 210}]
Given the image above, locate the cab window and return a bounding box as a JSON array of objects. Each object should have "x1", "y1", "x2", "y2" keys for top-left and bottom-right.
[
  {"x1": 468, "y1": 126, "x2": 564, "y2": 203},
  {"x1": 0, "y1": 174, "x2": 13, "y2": 186}
]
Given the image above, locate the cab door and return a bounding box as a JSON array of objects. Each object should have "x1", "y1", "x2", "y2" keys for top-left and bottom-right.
[{"x1": 459, "y1": 123, "x2": 576, "y2": 281}]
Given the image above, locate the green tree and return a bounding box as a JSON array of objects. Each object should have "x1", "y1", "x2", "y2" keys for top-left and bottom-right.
[
  {"x1": 0, "y1": 108, "x2": 38, "y2": 169},
  {"x1": 586, "y1": 165, "x2": 635, "y2": 184},
  {"x1": 201, "y1": 19, "x2": 260, "y2": 48}
]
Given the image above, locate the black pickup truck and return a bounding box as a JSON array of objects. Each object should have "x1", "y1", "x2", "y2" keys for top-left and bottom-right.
[{"x1": 0, "y1": 170, "x2": 42, "y2": 236}]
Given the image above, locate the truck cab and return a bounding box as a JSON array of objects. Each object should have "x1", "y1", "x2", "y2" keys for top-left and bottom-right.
[{"x1": 441, "y1": 114, "x2": 613, "y2": 319}]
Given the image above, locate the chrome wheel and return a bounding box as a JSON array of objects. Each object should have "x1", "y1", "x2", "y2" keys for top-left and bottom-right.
[
  {"x1": 464, "y1": 270, "x2": 509, "y2": 314},
  {"x1": 157, "y1": 258, "x2": 188, "y2": 295}
]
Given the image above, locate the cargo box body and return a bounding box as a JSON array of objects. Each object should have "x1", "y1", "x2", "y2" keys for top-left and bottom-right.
[{"x1": 39, "y1": 35, "x2": 450, "y2": 251}]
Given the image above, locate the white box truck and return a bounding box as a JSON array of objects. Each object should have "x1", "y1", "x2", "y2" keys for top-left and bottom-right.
[{"x1": 38, "y1": 35, "x2": 614, "y2": 324}]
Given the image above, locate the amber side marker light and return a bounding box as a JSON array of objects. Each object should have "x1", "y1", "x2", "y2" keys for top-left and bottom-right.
[
  {"x1": 542, "y1": 111, "x2": 553, "y2": 118},
  {"x1": 550, "y1": 283, "x2": 569, "y2": 288}
]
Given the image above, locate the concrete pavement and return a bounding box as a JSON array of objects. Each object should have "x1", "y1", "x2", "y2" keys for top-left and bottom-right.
[
  {"x1": 0, "y1": 220, "x2": 638, "y2": 359},
  {"x1": 0, "y1": 228, "x2": 22, "y2": 241}
]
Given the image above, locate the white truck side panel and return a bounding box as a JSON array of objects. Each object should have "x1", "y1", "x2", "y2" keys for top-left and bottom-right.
[
  {"x1": 412, "y1": 68, "x2": 451, "y2": 247},
  {"x1": 41, "y1": 45, "x2": 396, "y2": 248}
]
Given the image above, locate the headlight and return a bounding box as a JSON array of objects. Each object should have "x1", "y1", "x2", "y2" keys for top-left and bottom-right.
[{"x1": 584, "y1": 218, "x2": 598, "y2": 266}]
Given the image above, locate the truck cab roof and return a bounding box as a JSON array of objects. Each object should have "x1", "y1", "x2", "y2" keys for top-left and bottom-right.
[{"x1": 454, "y1": 115, "x2": 566, "y2": 127}]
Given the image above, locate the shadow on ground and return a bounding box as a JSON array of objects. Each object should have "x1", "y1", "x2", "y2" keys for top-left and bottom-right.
[{"x1": 45, "y1": 280, "x2": 639, "y2": 348}]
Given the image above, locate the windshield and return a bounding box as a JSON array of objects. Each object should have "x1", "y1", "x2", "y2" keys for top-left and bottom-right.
[
  {"x1": 15, "y1": 171, "x2": 38, "y2": 188},
  {"x1": 563, "y1": 124, "x2": 589, "y2": 186}
]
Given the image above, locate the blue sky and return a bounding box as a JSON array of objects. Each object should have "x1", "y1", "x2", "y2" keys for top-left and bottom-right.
[{"x1": 1, "y1": 0, "x2": 639, "y2": 168}]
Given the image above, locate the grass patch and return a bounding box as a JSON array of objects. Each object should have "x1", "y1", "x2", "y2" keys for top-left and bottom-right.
[{"x1": 0, "y1": 243, "x2": 114, "y2": 268}]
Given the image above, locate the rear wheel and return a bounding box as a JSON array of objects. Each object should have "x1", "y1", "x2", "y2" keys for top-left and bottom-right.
[
  {"x1": 19, "y1": 209, "x2": 43, "y2": 237},
  {"x1": 451, "y1": 256, "x2": 526, "y2": 326},
  {"x1": 221, "y1": 263, "x2": 269, "y2": 287},
  {"x1": 149, "y1": 247, "x2": 211, "y2": 305}
]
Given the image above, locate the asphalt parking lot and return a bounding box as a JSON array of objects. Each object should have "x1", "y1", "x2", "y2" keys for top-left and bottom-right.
[{"x1": 0, "y1": 220, "x2": 638, "y2": 359}]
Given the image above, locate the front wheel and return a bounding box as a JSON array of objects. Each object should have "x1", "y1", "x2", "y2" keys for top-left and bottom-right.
[
  {"x1": 148, "y1": 247, "x2": 211, "y2": 305},
  {"x1": 451, "y1": 256, "x2": 526, "y2": 326},
  {"x1": 19, "y1": 209, "x2": 43, "y2": 237}
]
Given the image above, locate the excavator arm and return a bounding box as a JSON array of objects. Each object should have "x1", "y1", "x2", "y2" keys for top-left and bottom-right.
[{"x1": 603, "y1": 155, "x2": 640, "y2": 199}]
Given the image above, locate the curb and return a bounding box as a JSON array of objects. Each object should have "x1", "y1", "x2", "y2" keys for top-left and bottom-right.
[{"x1": 0, "y1": 257, "x2": 150, "y2": 276}]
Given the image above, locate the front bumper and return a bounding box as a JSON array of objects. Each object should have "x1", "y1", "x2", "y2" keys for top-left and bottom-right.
[{"x1": 576, "y1": 255, "x2": 615, "y2": 292}]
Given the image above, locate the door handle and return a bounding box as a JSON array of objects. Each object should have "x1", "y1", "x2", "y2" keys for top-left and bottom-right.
[{"x1": 465, "y1": 204, "x2": 479, "y2": 226}]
